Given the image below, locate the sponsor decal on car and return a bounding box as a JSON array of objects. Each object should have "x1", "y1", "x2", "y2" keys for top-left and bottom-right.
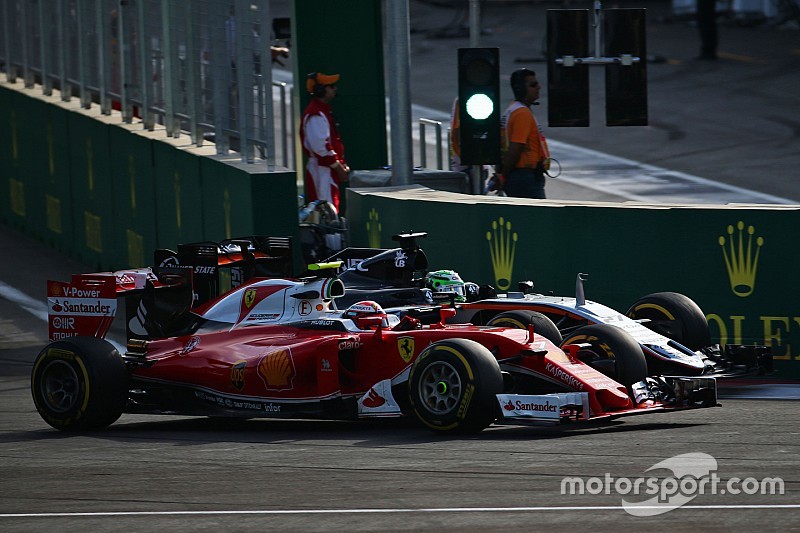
[
  {"x1": 397, "y1": 336, "x2": 415, "y2": 363},
  {"x1": 257, "y1": 348, "x2": 296, "y2": 391},
  {"x1": 497, "y1": 393, "x2": 590, "y2": 420},
  {"x1": 338, "y1": 338, "x2": 362, "y2": 351},
  {"x1": 394, "y1": 250, "x2": 408, "y2": 268},
  {"x1": 230, "y1": 360, "x2": 246, "y2": 390},
  {"x1": 545, "y1": 361, "x2": 585, "y2": 390},
  {"x1": 357, "y1": 379, "x2": 401, "y2": 417},
  {"x1": 178, "y1": 336, "x2": 201, "y2": 356},
  {"x1": 246, "y1": 313, "x2": 281, "y2": 321},
  {"x1": 193, "y1": 390, "x2": 282, "y2": 412},
  {"x1": 47, "y1": 276, "x2": 117, "y2": 341}
]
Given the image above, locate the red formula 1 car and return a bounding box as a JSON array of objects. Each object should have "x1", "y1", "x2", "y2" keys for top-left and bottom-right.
[{"x1": 32, "y1": 240, "x2": 717, "y2": 434}]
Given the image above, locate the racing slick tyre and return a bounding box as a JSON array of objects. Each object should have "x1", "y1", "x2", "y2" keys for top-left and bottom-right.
[
  {"x1": 561, "y1": 324, "x2": 648, "y2": 389},
  {"x1": 31, "y1": 337, "x2": 129, "y2": 431},
  {"x1": 626, "y1": 292, "x2": 711, "y2": 351},
  {"x1": 408, "y1": 339, "x2": 503, "y2": 434},
  {"x1": 486, "y1": 310, "x2": 562, "y2": 345}
]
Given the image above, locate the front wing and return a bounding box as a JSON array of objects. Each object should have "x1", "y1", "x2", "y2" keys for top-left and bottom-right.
[{"x1": 496, "y1": 376, "x2": 718, "y2": 424}]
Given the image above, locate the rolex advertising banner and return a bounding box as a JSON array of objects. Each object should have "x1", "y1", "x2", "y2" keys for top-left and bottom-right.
[
  {"x1": 151, "y1": 139, "x2": 206, "y2": 250},
  {"x1": 347, "y1": 187, "x2": 800, "y2": 378},
  {"x1": 40, "y1": 103, "x2": 75, "y2": 254},
  {"x1": 66, "y1": 110, "x2": 117, "y2": 270},
  {"x1": 108, "y1": 126, "x2": 158, "y2": 269}
]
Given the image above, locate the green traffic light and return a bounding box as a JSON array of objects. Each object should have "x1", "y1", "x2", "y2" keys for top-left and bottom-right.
[{"x1": 465, "y1": 93, "x2": 493, "y2": 120}]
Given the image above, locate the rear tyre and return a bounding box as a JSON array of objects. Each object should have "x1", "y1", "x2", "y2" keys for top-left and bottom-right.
[
  {"x1": 408, "y1": 339, "x2": 502, "y2": 434},
  {"x1": 31, "y1": 337, "x2": 128, "y2": 431},
  {"x1": 561, "y1": 324, "x2": 648, "y2": 388},
  {"x1": 486, "y1": 310, "x2": 563, "y2": 345},
  {"x1": 626, "y1": 292, "x2": 711, "y2": 351}
]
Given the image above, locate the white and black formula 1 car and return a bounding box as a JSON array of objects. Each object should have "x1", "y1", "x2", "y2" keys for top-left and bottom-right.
[{"x1": 323, "y1": 232, "x2": 772, "y2": 383}]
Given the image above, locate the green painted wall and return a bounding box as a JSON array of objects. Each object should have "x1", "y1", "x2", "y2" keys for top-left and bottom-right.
[{"x1": 0, "y1": 81, "x2": 300, "y2": 273}]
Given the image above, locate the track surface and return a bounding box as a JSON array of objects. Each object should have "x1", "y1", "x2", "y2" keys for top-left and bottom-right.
[
  {"x1": 3, "y1": 4, "x2": 800, "y2": 522},
  {"x1": 1, "y1": 227, "x2": 798, "y2": 532}
]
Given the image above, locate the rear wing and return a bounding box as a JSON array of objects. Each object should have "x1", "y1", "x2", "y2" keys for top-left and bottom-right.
[
  {"x1": 46, "y1": 235, "x2": 293, "y2": 342},
  {"x1": 48, "y1": 268, "x2": 194, "y2": 342},
  {"x1": 154, "y1": 235, "x2": 293, "y2": 307}
]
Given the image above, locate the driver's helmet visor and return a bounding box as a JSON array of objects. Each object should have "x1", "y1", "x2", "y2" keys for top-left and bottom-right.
[{"x1": 436, "y1": 283, "x2": 465, "y2": 298}]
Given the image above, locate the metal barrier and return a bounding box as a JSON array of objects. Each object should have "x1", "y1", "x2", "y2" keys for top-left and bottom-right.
[
  {"x1": 418, "y1": 117, "x2": 449, "y2": 170},
  {"x1": 0, "y1": 0, "x2": 293, "y2": 168}
]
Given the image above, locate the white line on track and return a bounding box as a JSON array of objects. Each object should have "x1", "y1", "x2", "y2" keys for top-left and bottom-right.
[
  {"x1": 0, "y1": 281, "x2": 48, "y2": 322},
  {"x1": 2, "y1": 504, "x2": 799, "y2": 518},
  {"x1": 0, "y1": 281, "x2": 126, "y2": 353}
]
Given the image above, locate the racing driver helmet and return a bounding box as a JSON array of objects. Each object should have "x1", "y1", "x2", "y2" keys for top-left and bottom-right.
[
  {"x1": 343, "y1": 300, "x2": 391, "y2": 329},
  {"x1": 425, "y1": 269, "x2": 467, "y2": 303}
]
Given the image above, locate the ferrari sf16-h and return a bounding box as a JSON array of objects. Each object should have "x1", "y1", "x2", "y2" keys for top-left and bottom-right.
[{"x1": 33, "y1": 237, "x2": 716, "y2": 434}]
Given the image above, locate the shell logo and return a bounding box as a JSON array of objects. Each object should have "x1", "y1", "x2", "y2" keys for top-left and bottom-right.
[{"x1": 257, "y1": 348, "x2": 296, "y2": 391}]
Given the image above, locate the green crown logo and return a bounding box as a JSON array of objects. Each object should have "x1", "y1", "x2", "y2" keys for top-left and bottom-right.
[
  {"x1": 718, "y1": 221, "x2": 764, "y2": 298},
  {"x1": 486, "y1": 217, "x2": 517, "y2": 291},
  {"x1": 367, "y1": 208, "x2": 382, "y2": 248}
]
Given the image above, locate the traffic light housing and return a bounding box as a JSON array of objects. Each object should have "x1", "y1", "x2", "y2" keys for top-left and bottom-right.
[
  {"x1": 457, "y1": 48, "x2": 501, "y2": 165},
  {"x1": 605, "y1": 9, "x2": 647, "y2": 126},
  {"x1": 547, "y1": 9, "x2": 590, "y2": 127}
]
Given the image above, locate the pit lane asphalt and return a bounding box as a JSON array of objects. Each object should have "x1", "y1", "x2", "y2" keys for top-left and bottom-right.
[{"x1": 1, "y1": 227, "x2": 799, "y2": 531}]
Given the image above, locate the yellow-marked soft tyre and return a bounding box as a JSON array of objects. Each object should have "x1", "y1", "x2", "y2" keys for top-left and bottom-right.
[
  {"x1": 408, "y1": 339, "x2": 502, "y2": 434},
  {"x1": 486, "y1": 310, "x2": 562, "y2": 345},
  {"x1": 31, "y1": 337, "x2": 128, "y2": 431},
  {"x1": 561, "y1": 324, "x2": 648, "y2": 389},
  {"x1": 626, "y1": 292, "x2": 710, "y2": 351}
]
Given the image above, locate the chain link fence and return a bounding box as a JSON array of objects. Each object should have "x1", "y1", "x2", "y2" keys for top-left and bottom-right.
[{"x1": 0, "y1": 0, "x2": 293, "y2": 168}]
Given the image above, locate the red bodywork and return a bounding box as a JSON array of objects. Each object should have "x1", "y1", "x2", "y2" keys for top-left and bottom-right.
[
  {"x1": 131, "y1": 316, "x2": 635, "y2": 418},
  {"x1": 46, "y1": 273, "x2": 709, "y2": 423}
]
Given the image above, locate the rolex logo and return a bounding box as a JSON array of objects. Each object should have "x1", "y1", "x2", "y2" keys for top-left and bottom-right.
[
  {"x1": 718, "y1": 221, "x2": 764, "y2": 298},
  {"x1": 367, "y1": 208, "x2": 382, "y2": 248},
  {"x1": 486, "y1": 217, "x2": 517, "y2": 291}
]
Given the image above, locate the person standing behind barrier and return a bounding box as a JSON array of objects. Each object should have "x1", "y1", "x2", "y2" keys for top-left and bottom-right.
[
  {"x1": 498, "y1": 69, "x2": 551, "y2": 199},
  {"x1": 696, "y1": 0, "x2": 719, "y2": 60},
  {"x1": 300, "y1": 72, "x2": 350, "y2": 211}
]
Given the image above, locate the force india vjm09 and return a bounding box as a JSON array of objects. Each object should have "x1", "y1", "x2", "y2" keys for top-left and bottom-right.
[{"x1": 33, "y1": 237, "x2": 716, "y2": 434}]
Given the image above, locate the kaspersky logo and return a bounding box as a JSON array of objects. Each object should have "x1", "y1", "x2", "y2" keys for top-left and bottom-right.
[
  {"x1": 718, "y1": 221, "x2": 764, "y2": 298},
  {"x1": 367, "y1": 208, "x2": 381, "y2": 248},
  {"x1": 486, "y1": 217, "x2": 517, "y2": 291}
]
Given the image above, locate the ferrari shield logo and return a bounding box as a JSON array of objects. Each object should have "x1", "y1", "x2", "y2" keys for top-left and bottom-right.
[
  {"x1": 397, "y1": 336, "x2": 415, "y2": 363},
  {"x1": 244, "y1": 288, "x2": 257, "y2": 308}
]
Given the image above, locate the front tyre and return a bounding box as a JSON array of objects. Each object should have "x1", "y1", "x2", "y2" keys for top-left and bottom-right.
[
  {"x1": 626, "y1": 292, "x2": 711, "y2": 351},
  {"x1": 486, "y1": 310, "x2": 563, "y2": 345},
  {"x1": 31, "y1": 337, "x2": 129, "y2": 431},
  {"x1": 561, "y1": 324, "x2": 648, "y2": 389},
  {"x1": 408, "y1": 339, "x2": 502, "y2": 434}
]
